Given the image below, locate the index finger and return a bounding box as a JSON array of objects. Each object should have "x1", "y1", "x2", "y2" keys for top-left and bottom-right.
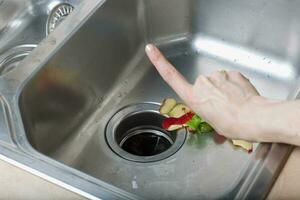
[{"x1": 145, "y1": 44, "x2": 192, "y2": 101}]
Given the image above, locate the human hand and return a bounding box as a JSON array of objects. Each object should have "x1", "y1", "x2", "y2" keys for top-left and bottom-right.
[{"x1": 145, "y1": 44, "x2": 273, "y2": 141}]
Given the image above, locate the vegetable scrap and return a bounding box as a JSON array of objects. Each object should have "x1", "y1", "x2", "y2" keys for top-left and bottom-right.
[{"x1": 159, "y1": 98, "x2": 253, "y2": 153}]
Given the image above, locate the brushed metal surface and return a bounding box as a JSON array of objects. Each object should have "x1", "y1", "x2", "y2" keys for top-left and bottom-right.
[
  {"x1": 18, "y1": 0, "x2": 297, "y2": 199},
  {"x1": 0, "y1": 0, "x2": 297, "y2": 199}
]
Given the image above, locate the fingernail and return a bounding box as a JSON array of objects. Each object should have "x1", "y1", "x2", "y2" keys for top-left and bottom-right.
[{"x1": 145, "y1": 44, "x2": 155, "y2": 52}]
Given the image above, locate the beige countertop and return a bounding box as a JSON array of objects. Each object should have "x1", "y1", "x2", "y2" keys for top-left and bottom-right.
[
  {"x1": 0, "y1": 159, "x2": 85, "y2": 200},
  {"x1": 1, "y1": 148, "x2": 299, "y2": 199},
  {"x1": 268, "y1": 147, "x2": 300, "y2": 199}
]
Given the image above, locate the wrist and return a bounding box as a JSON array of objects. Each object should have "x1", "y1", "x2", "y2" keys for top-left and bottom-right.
[{"x1": 236, "y1": 95, "x2": 281, "y2": 142}]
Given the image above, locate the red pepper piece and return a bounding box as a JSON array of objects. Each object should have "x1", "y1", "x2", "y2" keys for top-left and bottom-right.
[{"x1": 162, "y1": 112, "x2": 195, "y2": 129}]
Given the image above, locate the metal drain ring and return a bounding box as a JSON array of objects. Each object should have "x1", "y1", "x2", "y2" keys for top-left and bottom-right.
[
  {"x1": 0, "y1": 44, "x2": 36, "y2": 76},
  {"x1": 105, "y1": 103, "x2": 187, "y2": 163}
]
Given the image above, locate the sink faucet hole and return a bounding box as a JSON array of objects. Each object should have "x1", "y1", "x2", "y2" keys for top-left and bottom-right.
[{"x1": 105, "y1": 103, "x2": 186, "y2": 162}]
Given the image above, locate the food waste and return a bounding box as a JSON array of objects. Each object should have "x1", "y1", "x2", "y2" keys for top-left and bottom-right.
[{"x1": 159, "y1": 98, "x2": 253, "y2": 153}]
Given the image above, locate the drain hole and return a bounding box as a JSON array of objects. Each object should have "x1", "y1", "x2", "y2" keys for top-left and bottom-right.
[
  {"x1": 120, "y1": 127, "x2": 173, "y2": 156},
  {"x1": 116, "y1": 111, "x2": 176, "y2": 156},
  {"x1": 47, "y1": 3, "x2": 74, "y2": 34},
  {"x1": 106, "y1": 103, "x2": 186, "y2": 162}
]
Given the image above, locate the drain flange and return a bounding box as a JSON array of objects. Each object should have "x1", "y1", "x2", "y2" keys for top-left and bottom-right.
[{"x1": 105, "y1": 103, "x2": 186, "y2": 163}]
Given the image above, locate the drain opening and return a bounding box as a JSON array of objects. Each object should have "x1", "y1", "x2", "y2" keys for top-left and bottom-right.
[
  {"x1": 120, "y1": 127, "x2": 173, "y2": 156},
  {"x1": 0, "y1": 45, "x2": 36, "y2": 76},
  {"x1": 106, "y1": 103, "x2": 186, "y2": 163},
  {"x1": 115, "y1": 112, "x2": 177, "y2": 157},
  {"x1": 47, "y1": 3, "x2": 74, "y2": 34}
]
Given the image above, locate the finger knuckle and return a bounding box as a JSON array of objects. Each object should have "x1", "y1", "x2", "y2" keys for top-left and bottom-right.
[
  {"x1": 231, "y1": 71, "x2": 250, "y2": 82},
  {"x1": 196, "y1": 75, "x2": 207, "y2": 83},
  {"x1": 230, "y1": 71, "x2": 242, "y2": 77},
  {"x1": 210, "y1": 72, "x2": 220, "y2": 80}
]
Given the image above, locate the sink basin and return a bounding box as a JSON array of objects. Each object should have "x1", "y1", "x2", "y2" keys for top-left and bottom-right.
[{"x1": 0, "y1": 0, "x2": 296, "y2": 199}]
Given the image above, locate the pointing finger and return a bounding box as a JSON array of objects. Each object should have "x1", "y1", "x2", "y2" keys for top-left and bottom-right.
[{"x1": 145, "y1": 44, "x2": 192, "y2": 101}]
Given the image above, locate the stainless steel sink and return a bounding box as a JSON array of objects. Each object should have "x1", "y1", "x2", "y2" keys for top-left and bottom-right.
[{"x1": 0, "y1": 0, "x2": 297, "y2": 199}]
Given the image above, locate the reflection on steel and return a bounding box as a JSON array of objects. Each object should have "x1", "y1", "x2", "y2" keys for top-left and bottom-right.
[{"x1": 0, "y1": 0, "x2": 296, "y2": 199}]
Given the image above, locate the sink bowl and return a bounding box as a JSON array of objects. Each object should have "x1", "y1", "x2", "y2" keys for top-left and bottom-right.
[{"x1": 0, "y1": 0, "x2": 297, "y2": 199}]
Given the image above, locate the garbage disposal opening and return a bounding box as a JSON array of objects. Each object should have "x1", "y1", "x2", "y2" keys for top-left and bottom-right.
[{"x1": 105, "y1": 103, "x2": 186, "y2": 163}]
